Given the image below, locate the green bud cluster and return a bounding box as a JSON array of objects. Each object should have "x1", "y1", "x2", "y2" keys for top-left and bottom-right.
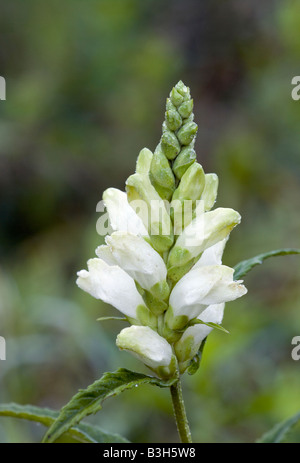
[
  {"x1": 149, "y1": 81, "x2": 199, "y2": 202},
  {"x1": 126, "y1": 82, "x2": 219, "y2": 265}
]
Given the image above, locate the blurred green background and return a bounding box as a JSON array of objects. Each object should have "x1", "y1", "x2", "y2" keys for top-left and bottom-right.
[{"x1": 0, "y1": 0, "x2": 300, "y2": 443}]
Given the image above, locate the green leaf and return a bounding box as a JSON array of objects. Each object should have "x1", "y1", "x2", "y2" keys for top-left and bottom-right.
[
  {"x1": 42, "y1": 368, "x2": 177, "y2": 443},
  {"x1": 96, "y1": 316, "x2": 127, "y2": 322},
  {"x1": 189, "y1": 318, "x2": 229, "y2": 334},
  {"x1": 234, "y1": 248, "x2": 300, "y2": 280},
  {"x1": 187, "y1": 338, "x2": 207, "y2": 376},
  {"x1": 257, "y1": 411, "x2": 300, "y2": 443},
  {"x1": 0, "y1": 403, "x2": 129, "y2": 443}
]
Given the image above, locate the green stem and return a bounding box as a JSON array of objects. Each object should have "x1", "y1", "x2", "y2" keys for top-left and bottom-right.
[{"x1": 170, "y1": 377, "x2": 192, "y2": 443}]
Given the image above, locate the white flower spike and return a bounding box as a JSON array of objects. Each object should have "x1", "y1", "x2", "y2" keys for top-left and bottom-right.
[{"x1": 77, "y1": 81, "x2": 248, "y2": 379}]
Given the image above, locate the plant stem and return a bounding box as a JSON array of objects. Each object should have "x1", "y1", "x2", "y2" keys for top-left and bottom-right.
[{"x1": 170, "y1": 377, "x2": 192, "y2": 443}]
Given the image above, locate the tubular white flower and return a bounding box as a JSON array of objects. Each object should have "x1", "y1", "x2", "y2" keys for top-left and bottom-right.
[
  {"x1": 175, "y1": 303, "x2": 225, "y2": 372},
  {"x1": 95, "y1": 244, "x2": 118, "y2": 266},
  {"x1": 192, "y1": 237, "x2": 228, "y2": 268},
  {"x1": 167, "y1": 265, "x2": 247, "y2": 329},
  {"x1": 168, "y1": 208, "x2": 241, "y2": 270},
  {"x1": 105, "y1": 231, "x2": 168, "y2": 296},
  {"x1": 175, "y1": 303, "x2": 225, "y2": 358},
  {"x1": 76, "y1": 258, "x2": 146, "y2": 319},
  {"x1": 116, "y1": 325, "x2": 175, "y2": 372},
  {"x1": 103, "y1": 187, "x2": 149, "y2": 237}
]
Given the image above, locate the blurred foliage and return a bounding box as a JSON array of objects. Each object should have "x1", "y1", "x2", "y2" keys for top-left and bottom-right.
[{"x1": 0, "y1": 0, "x2": 300, "y2": 443}]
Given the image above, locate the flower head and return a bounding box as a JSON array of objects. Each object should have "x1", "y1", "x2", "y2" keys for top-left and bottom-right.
[{"x1": 77, "y1": 81, "x2": 247, "y2": 378}]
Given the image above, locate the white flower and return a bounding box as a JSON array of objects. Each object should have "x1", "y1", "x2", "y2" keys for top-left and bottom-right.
[
  {"x1": 168, "y1": 208, "x2": 241, "y2": 270},
  {"x1": 167, "y1": 265, "x2": 247, "y2": 329},
  {"x1": 201, "y1": 173, "x2": 219, "y2": 211},
  {"x1": 105, "y1": 231, "x2": 168, "y2": 298},
  {"x1": 103, "y1": 187, "x2": 149, "y2": 237},
  {"x1": 95, "y1": 244, "x2": 117, "y2": 266},
  {"x1": 192, "y1": 237, "x2": 228, "y2": 268},
  {"x1": 76, "y1": 258, "x2": 145, "y2": 319},
  {"x1": 116, "y1": 325, "x2": 175, "y2": 376},
  {"x1": 174, "y1": 303, "x2": 225, "y2": 368}
]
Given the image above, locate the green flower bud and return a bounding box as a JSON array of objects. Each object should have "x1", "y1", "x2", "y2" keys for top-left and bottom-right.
[
  {"x1": 175, "y1": 80, "x2": 190, "y2": 100},
  {"x1": 165, "y1": 109, "x2": 182, "y2": 131},
  {"x1": 161, "y1": 130, "x2": 181, "y2": 160},
  {"x1": 149, "y1": 144, "x2": 176, "y2": 201},
  {"x1": 170, "y1": 87, "x2": 184, "y2": 107},
  {"x1": 172, "y1": 163, "x2": 205, "y2": 203},
  {"x1": 178, "y1": 99, "x2": 194, "y2": 119},
  {"x1": 201, "y1": 173, "x2": 219, "y2": 211},
  {"x1": 183, "y1": 112, "x2": 194, "y2": 123},
  {"x1": 172, "y1": 146, "x2": 196, "y2": 179},
  {"x1": 126, "y1": 172, "x2": 174, "y2": 252},
  {"x1": 136, "y1": 148, "x2": 153, "y2": 175},
  {"x1": 171, "y1": 163, "x2": 206, "y2": 233},
  {"x1": 177, "y1": 121, "x2": 198, "y2": 145},
  {"x1": 166, "y1": 97, "x2": 177, "y2": 112}
]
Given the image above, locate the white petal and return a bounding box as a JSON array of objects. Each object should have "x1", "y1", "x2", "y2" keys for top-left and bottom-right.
[
  {"x1": 169, "y1": 265, "x2": 247, "y2": 321},
  {"x1": 106, "y1": 231, "x2": 167, "y2": 291},
  {"x1": 169, "y1": 266, "x2": 224, "y2": 320},
  {"x1": 180, "y1": 303, "x2": 225, "y2": 346},
  {"x1": 116, "y1": 325, "x2": 173, "y2": 370},
  {"x1": 175, "y1": 303, "x2": 225, "y2": 363},
  {"x1": 199, "y1": 302, "x2": 225, "y2": 325},
  {"x1": 174, "y1": 207, "x2": 240, "y2": 258},
  {"x1": 103, "y1": 188, "x2": 149, "y2": 237},
  {"x1": 76, "y1": 258, "x2": 145, "y2": 319},
  {"x1": 193, "y1": 237, "x2": 228, "y2": 268},
  {"x1": 200, "y1": 266, "x2": 247, "y2": 305},
  {"x1": 95, "y1": 245, "x2": 117, "y2": 266}
]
